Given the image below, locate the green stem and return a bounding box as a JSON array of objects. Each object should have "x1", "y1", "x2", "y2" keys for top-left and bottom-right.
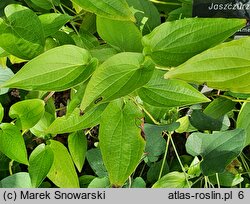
[
  {"x1": 204, "y1": 176, "x2": 208, "y2": 188},
  {"x1": 158, "y1": 132, "x2": 171, "y2": 180},
  {"x1": 216, "y1": 173, "x2": 220, "y2": 188},
  {"x1": 150, "y1": 0, "x2": 181, "y2": 6},
  {"x1": 139, "y1": 163, "x2": 146, "y2": 178},
  {"x1": 220, "y1": 95, "x2": 250, "y2": 103},
  {"x1": 9, "y1": 160, "x2": 14, "y2": 175},
  {"x1": 240, "y1": 154, "x2": 250, "y2": 178},
  {"x1": 137, "y1": 103, "x2": 160, "y2": 125},
  {"x1": 61, "y1": 3, "x2": 77, "y2": 14},
  {"x1": 169, "y1": 134, "x2": 191, "y2": 188}
]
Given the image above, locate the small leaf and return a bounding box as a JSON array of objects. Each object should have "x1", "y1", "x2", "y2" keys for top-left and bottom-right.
[
  {"x1": 81, "y1": 52, "x2": 155, "y2": 110},
  {"x1": 47, "y1": 140, "x2": 79, "y2": 188},
  {"x1": 96, "y1": 16, "x2": 143, "y2": 52},
  {"x1": 2, "y1": 45, "x2": 97, "y2": 91},
  {"x1": 138, "y1": 70, "x2": 210, "y2": 107},
  {"x1": 131, "y1": 177, "x2": 146, "y2": 188},
  {"x1": 99, "y1": 99, "x2": 145, "y2": 187},
  {"x1": 0, "y1": 123, "x2": 28, "y2": 165},
  {"x1": 46, "y1": 104, "x2": 107, "y2": 134},
  {"x1": 9, "y1": 99, "x2": 45, "y2": 130},
  {"x1": 68, "y1": 131, "x2": 87, "y2": 172},
  {"x1": 86, "y1": 148, "x2": 108, "y2": 177},
  {"x1": 0, "y1": 67, "x2": 14, "y2": 95},
  {"x1": 88, "y1": 177, "x2": 110, "y2": 188},
  {"x1": 186, "y1": 129, "x2": 246, "y2": 175},
  {"x1": 0, "y1": 4, "x2": 45, "y2": 59},
  {"x1": 165, "y1": 37, "x2": 250, "y2": 93},
  {"x1": 71, "y1": 0, "x2": 135, "y2": 21},
  {"x1": 237, "y1": 102, "x2": 250, "y2": 146},
  {"x1": 28, "y1": 144, "x2": 54, "y2": 187},
  {"x1": 152, "y1": 172, "x2": 190, "y2": 188},
  {"x1": 0, "y1": 173, "x2": 32, "y2": 188},
  {"x1": 39, "y1": 13, "x2": 72, "y2": 37},
  {"x1": 143, "y1": 18, "x2": 246, "y2": 66}
]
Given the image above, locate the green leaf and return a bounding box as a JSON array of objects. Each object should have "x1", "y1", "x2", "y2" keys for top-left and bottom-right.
[
  {"x1": 138, "y1": 70, "x2": 210, "y2": 107},
  {"x1": 186, "y1": 129, "x2": 246, "y2": 175},
  {"x1": 187, "y1": 156, "x2": 201, "y2": 178},
  {"x1": 46, "y1": 104, "x2": 107, "y2": 134},
  {"x1": 204, "y1": 98, "x2": 236, "y2": 119},
  {"x1": 90, "y1": 45, "x2": 118, "y2": 64},
  {"x1": 165, "y1": 37, "x2": 250, "y2": 93},
  {"x1": 99, "y1": 99, "x2": 145, "y2": 187},
  {"x1": 0, "y1": 172, "x2": 32, "y2": 188},
  {"x1": 30, "y1": 112, "x2": 55, "y2": 138},
  {"x1": 0, "y1": 67, "x2": 14, "y2": 95},
  {"x1": 47, "y1": 140, "x2": 79, "y2": 188},
  {"x1": 86, "y1": 148, "x2": 108, "y2": 177},
  {"x1": 0, "y1": 4, "x2": 45, "y2": 60},
  {"x1": 0, "y1": 123, "x2": 28, "y2": 165},
  {"x1": 9, "y1": 99, "x2": 45, "y2": 130},
  {"x1": 209, "y1": 172, "x2": 244, "y2": 187},
  {"x1": 126, "y1": 0, "x2": 161, "y2": 35},
  {"x1": 39, "y1": 13, "x2": 72, "y2": 37},
  {"x1": 79, "y1": 175, "x2": 96, "y2": 188},
  {"x1": 81, "y1": 52, "x2": 154, "y2": 110},
  {"x1": 237, "y1": 102, "x2": 250, "y2": 146},
  {"x1": 189, "y1": 110, "x2": 223, "y2": 131},
  {"x1": 2, "y1": 45, "x2": 97, "y2": 91},
  {"x1": 152, "y1": 172, "x2": 190, "y2": 188},
  {"x1": 30, "y1": 0, "x2": 60, "y2": 10},
  {"x1": 0, "y1": 103, "x2": 3, "y2": 123},
  {"x1": 96, "y1": 16, "x2": 143, "y2": 52},
  {"x1": 88, "y1": 177, "x2": 110, "y2": 188},
  {"x1": 143, "y1": 18, "x2": 246, "y2": 66},
  {"x1": 28, "y1": 144, "x2": 54, "y2": 187},
  {"x1": 145, "y1": 123, "x2": 179, "y2": 162},
  {"x1": 71, "y1": 0, "x2": 135, "y2": 21},
  {"x1": 68, "y1": 131, "x2": 87, "y2": 172},
  {"x1": 131, "y1": 177, "x2": 146, "y2": 188}
]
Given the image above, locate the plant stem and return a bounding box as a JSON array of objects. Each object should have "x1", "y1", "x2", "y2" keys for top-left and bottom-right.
[
  {"x1": 219, "y1": 95, "x2": 250, "y2": 103},
  {"x1": 216, "y1": 173, "x2": 220, "y2": 188},
  {"x1": 169, "y1": 134, "x2": 191, "y2": 188},
  {"x1": 61, "y1": 3, "x2": 77, "y2": 14},
  {"x1": 139, "y1": 163, "x2": 146, "y2": 178},
  {"x1": 44, "y1": 91, "x2": 55, "y2": 103},
  {"x1": 240, "y1": 154, "x2": 250, "y2": 178},
  {"x1": 158, "y1": 132, "x2": 171, "y2": 180},
  {"x1": 137, "y1": 103, "x2": 160, "y2": 125},
  {"x1": 9, "y1": 160, "x2": 14, "y2": 175},
  {"x1": 150, "y1": 0, "x2": 181, "y2": 6}
]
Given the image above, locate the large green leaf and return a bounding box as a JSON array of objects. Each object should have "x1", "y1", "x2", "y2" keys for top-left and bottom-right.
[
  {"x1": 81, "y1": 52, "x2": 155, "y2": 110},
  {"x1": 9, "y1": 99, "x2": 45, "y2": 130},
  {"x1": 186, "y1": 129, "x2": 246, "y2": 175},
  {"x1": 126, "y1": 0, "x2": 161, "y2": 35},
  {"x1": 68, "y1": 131, "x2": 87, "y2": 172},
  {"x1": 142, "y1": 18, "x2": 246, "y2": 67},
  {"x1": 0, "y1": 172, "x2": 32, "y2": 188},
  {"x1": 47, "y1": 140, "x2": 79, "y2": 188},
  {"x1": 165, "y1": 37, "x2": 250, "y2": 93},
  {"x1": 0, "y1": 123, "x2": 28, "y2": 165},
  {"x1": 46, "y1": 104, "x2": 107, "y2": 134},
  {"x1": 237, "y1": 102, "x2": 250, "y2": 146},
  {"x1": 39, "y1": 13, "x2": 72, "y2": 37},
  {"x1": 96, "y1": 16, "x2": 143, "y2": 52},
  {"x1": 0, "y1": 4, "x2": 45, "y2": 60},
  {"x1": 152, "y1": 172, "x2": 190, "y2": 188},
  {"x1": 0, "y1": 67, "x2": 14, "y2": 95},
  {"x1": 28, "y1": 144, "x2": 54, "y2": 187},
  {"x1": 138, "y1": 70, "x2": 209, "y2": 107},
  {"x1": 2, "y1": 45, "x2": 97, "y2": 91},
  {"x1": 71, "y1": 0, "x2": 135, "y2": 21},
  {"x1": 99, "y1": 99, "x2": 145, "y2": 187}
]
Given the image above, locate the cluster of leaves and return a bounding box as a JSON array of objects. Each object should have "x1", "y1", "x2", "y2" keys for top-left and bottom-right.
[{"x1": 0, "y1": 0, "x2": 250, "y2": 188}]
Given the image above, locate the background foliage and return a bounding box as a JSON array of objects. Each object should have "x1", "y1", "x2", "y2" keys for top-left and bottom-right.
[{"x1": 0, "y1": 0, "x2": 250, "y2": 188}]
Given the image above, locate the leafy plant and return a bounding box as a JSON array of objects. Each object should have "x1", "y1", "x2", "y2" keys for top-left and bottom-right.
[{"x1": 0, "y1": 0, "x2": 250, "y2": 188}]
